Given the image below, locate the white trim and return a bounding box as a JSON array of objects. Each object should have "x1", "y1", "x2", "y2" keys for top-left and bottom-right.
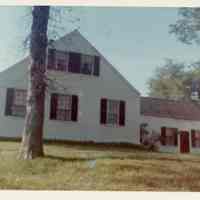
[{"x1": 106, "y1": 99, "x2": 120, "y2": 126}]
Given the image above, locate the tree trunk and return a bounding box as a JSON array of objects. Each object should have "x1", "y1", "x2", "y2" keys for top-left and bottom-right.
[{"x1": 19, "y1": 6, "x2": 50, "y2": 159}]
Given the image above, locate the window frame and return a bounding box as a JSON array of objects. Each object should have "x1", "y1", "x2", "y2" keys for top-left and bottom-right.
[
  {"x1": 80, "y1": 54, "x2": 95, "y2": 75},
  {"x1": 106, "y1": 99, "x2": 120, "y2": 126},
  {"x1": 192, "y1": 130, "x2": 200, "y2": 148},
  {"x1": 165, "y1": 127, "x2": 177, "y2": 146},
  {"x1": 55, "y1": 50, "x2": 69, "y2": 71},
  {"x1": 47, "y1": 49, "x2": 100, "y2": 76},
  {"x1": 11, "y1": 89, "x2": 27, "y2": 118},
  {"x1": 56, "y1": 94, "x2": 72, "y2": 121}
]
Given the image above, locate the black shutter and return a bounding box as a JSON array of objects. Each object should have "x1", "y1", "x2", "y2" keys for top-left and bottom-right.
[
  {"x1": 47, "y1": 49, "x2": 56, "y2": 70},
  {"x1": 57, "y1": 51, "x2": 68, "y2": 72},
  {"x1": 50, "y1": 93, "x2": 58, "y2": 120},
  {"x1": 68, "y1": 52, "x2": 81, "y2": 73},
  {"x1": 93, "y1": 56, "x2": 100, "y2": 76},
  {"x1": 140, "y1": 126, "x2": 143, "y2": 144},
  {"x1": 71, "y1": 95, "x2": 78, "y2": 121},
  {"x1": 5, "y1": 88, "x2": 14, "y2": 116},
  {"x1": 161, "y1": 127, "x2": 166, "y2": 145},
  {"x1": 191, "y1": 129, "x2": 196, "y2": 147},
  {"x1": 119, "y1": 101, "x2": 126, "y2": 126},
  {"x1": 174, "y1": 128, "x2": 178, "y2": 146},
  {"x1": 100, "y1": 98, "x2": 107, "y2": 124}
]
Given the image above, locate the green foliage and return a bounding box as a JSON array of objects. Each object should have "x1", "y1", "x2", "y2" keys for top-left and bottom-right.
[
  {"x1": 160, "y1": 8, "x2": 200, "y2": 99},
  {"x1": 170, "y1": 8, "x2": 200, "y2": 45},
  {"x1": 148, "y1": 59, "x2": 200, "y2": 100}
]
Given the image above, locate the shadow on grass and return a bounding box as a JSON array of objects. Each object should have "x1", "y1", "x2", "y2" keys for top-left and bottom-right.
[
  {"x1": 45, "y1": 153, "x2": 200, "y2": 166},
  {"x1": 45, "y1": 155, "x2": 95, "y2": 162},
  {"x1": 44, "y1": 154, "x2": 152, "y2": 163},
  {"x1": 44, "y1": 154, "x2": 141, "y2": 162}
]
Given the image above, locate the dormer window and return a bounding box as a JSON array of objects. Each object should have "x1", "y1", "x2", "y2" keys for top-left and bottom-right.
[{"x1": 47, "y1": 49, "x2": 100, "y2": 76}]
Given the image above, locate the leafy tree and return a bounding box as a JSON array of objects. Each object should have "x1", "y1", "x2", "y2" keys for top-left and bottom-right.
[
  {"x1": 166, "y1": 8, "x2": 200, "y2": 100},
  {"x1": 169, "y1": 8, "x2": 200, "y2": 45},
  {"x1": 148, "y1": 59, "x2": 200, "y2": 100},
  {"x1": 148, "y1": 59, "x2": 186, "y2": 99}
]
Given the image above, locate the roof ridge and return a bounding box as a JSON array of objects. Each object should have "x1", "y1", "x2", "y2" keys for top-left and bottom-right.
[
  {"x1": 141, "y1": 96, "x2": 196, "y2": 104},
  {"x1": 0, "y1": 57, "x2": 29, "y2": 74},
  {"x1": 141, "y1": 96, "x2": 200, "y2": 121}
]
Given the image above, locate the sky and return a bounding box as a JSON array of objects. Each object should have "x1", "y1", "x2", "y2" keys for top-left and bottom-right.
[{"x1": 0, "y1": 6, "x2": 200, "y2": 96}]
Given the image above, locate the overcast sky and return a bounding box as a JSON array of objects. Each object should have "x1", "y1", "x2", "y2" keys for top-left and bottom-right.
[{"x1": 0, "y1": 6, "x2": 200, "y2": 95}]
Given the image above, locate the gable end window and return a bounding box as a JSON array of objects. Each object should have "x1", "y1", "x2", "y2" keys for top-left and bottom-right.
[
  {"x1": 161, "y1": 127, "x2": 178, "y2": 146},
  {"x1": 50, "y1": 93, "x2": 78, "y2": 122},
  {"x1": 80, "y1": 54, "x2": 94, "y2": 75},
  {"x1": 47, "y1": 49, "x2": 100, "y2": 76},
  {"x1": 100, "y1": 98, "x2": 125, "y2": 126},
  {"x1": 47, "y1": 49, "x2": 68, "y2": 71},
  {"x1": 55, "y1": 50, "x2": 69, "y2": 71},
  {"x1": 191, "y1": 130, "x2": 200, "y2": 148},
  {"x1": 5, "y1": 88, "x2": 27, "y2": 117},
  {"x1": 80, "y1": 54, "x2": 100, "y2": 76}
]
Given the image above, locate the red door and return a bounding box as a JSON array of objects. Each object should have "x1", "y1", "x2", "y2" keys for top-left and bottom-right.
[{"x1": 180, "y1": 131, "x2": 190, "y2": 153}]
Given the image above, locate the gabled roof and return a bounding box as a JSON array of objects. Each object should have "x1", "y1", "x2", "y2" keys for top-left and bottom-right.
[
  {"x1": 0, "y1": 57, "x2": 29, "y2": 87},
  {"x1": 141, "y1": 96, "x2": 200, "y2": 121},
  {"x1": 0, "y1": 29, "x2": 140, "y2": 95},
  {"x1": 50, "y1": 29, "x2": 100, "y2": 56}
]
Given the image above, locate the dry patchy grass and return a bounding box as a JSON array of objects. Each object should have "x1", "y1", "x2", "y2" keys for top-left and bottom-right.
[{"x1": 0, "y1": 141, "x2": 200, "y2": 191}]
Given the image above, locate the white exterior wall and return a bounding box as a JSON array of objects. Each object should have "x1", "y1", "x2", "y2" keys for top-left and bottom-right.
[
  {"x1": 141, "y1": 115, "x2": 200, "y2": 154},
  {"x1": 0, "y1": 31, "x2": 140, "y2": 145}
]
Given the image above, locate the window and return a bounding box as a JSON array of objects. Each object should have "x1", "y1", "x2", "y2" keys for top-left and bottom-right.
[
  {"x1": 50, "y1": 93, "x2": 78, "y2": 122},
  {"x1": 80, "y1": 55, "x2": 95, "y2": 75},
  {"x1": 166, "y1": 128, "x2": 177, "y2": 146},
  {"x1": 55, "y1": 51, "x2": 68, "y2": 71},
  {"x1": 100, "y1": 98, "x2": 126, "y2": 126},
  {"x1": 161, "y1": 127, "x2": 177, "y2": 146},
  {"x1": 47, "y1": 49, "x2": 100, "y2": 76},
  {"x1": 192, "y1": 130, "x2": 200, "y2": 148},
  {"x1": 5, "y1": 88, "x2": 27, "y2": 117},
  {"x1": 107, "y1": 100, "x2": 120, "y2": 125},
  {"x1": 57, "y1": 95, "x2": 72, "y2": 121},
  {"x1": 12, "y1": 90, "x2": 27, "y2": 117}
]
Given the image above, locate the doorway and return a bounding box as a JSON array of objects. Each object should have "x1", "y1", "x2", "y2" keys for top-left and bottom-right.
[{"x1": 180, "y1": 131, "x2": 190, "y2": 153}]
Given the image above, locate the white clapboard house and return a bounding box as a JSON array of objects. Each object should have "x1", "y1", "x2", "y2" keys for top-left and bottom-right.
[
  {"x1": 0, "y1": 30, "x2": 141, "y2": 144},
  {"x1": 1, "y1": 29, "x2": 200, "y2": 154}
]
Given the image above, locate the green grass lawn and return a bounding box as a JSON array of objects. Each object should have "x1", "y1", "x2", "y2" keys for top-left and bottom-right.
[{"x1": 0, "y1": 140, "x2": 200, "y2": 191}]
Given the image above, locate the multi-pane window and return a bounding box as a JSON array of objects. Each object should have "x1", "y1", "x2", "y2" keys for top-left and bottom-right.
[
  {"x1": 165, "y1": 128, "x2": 177, "y2": 146},
  {"x1": 5, "y1": 89, "x2": 27, "y2": 117},
  {"x1": 107, "y1": 100, "x2": 120, "y2": 125},
  {"x1": 47, "y1": 49, "x2": 100, "y2": 76},
  {"x1": 55, "y1": 51, "x2": 68, "y2": 71},
  {"x1": 50, "y1": 93, "x2": 78, "y2": 122},
  {"x1": 100, "y1": 98, "x2": 125, "y2": 126},
  {"x1": 80, "y1": 54, "x2": 95, "y2": 75},
  {"x1": 56, "y1": 95, "x2": 72, "y2": 121},
  {"x1": 192, "y1": 130, "x2": 200, "y2": 148},
  {"x1": 12, "y1": 90, "x2": 27, "y2": 117}
]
